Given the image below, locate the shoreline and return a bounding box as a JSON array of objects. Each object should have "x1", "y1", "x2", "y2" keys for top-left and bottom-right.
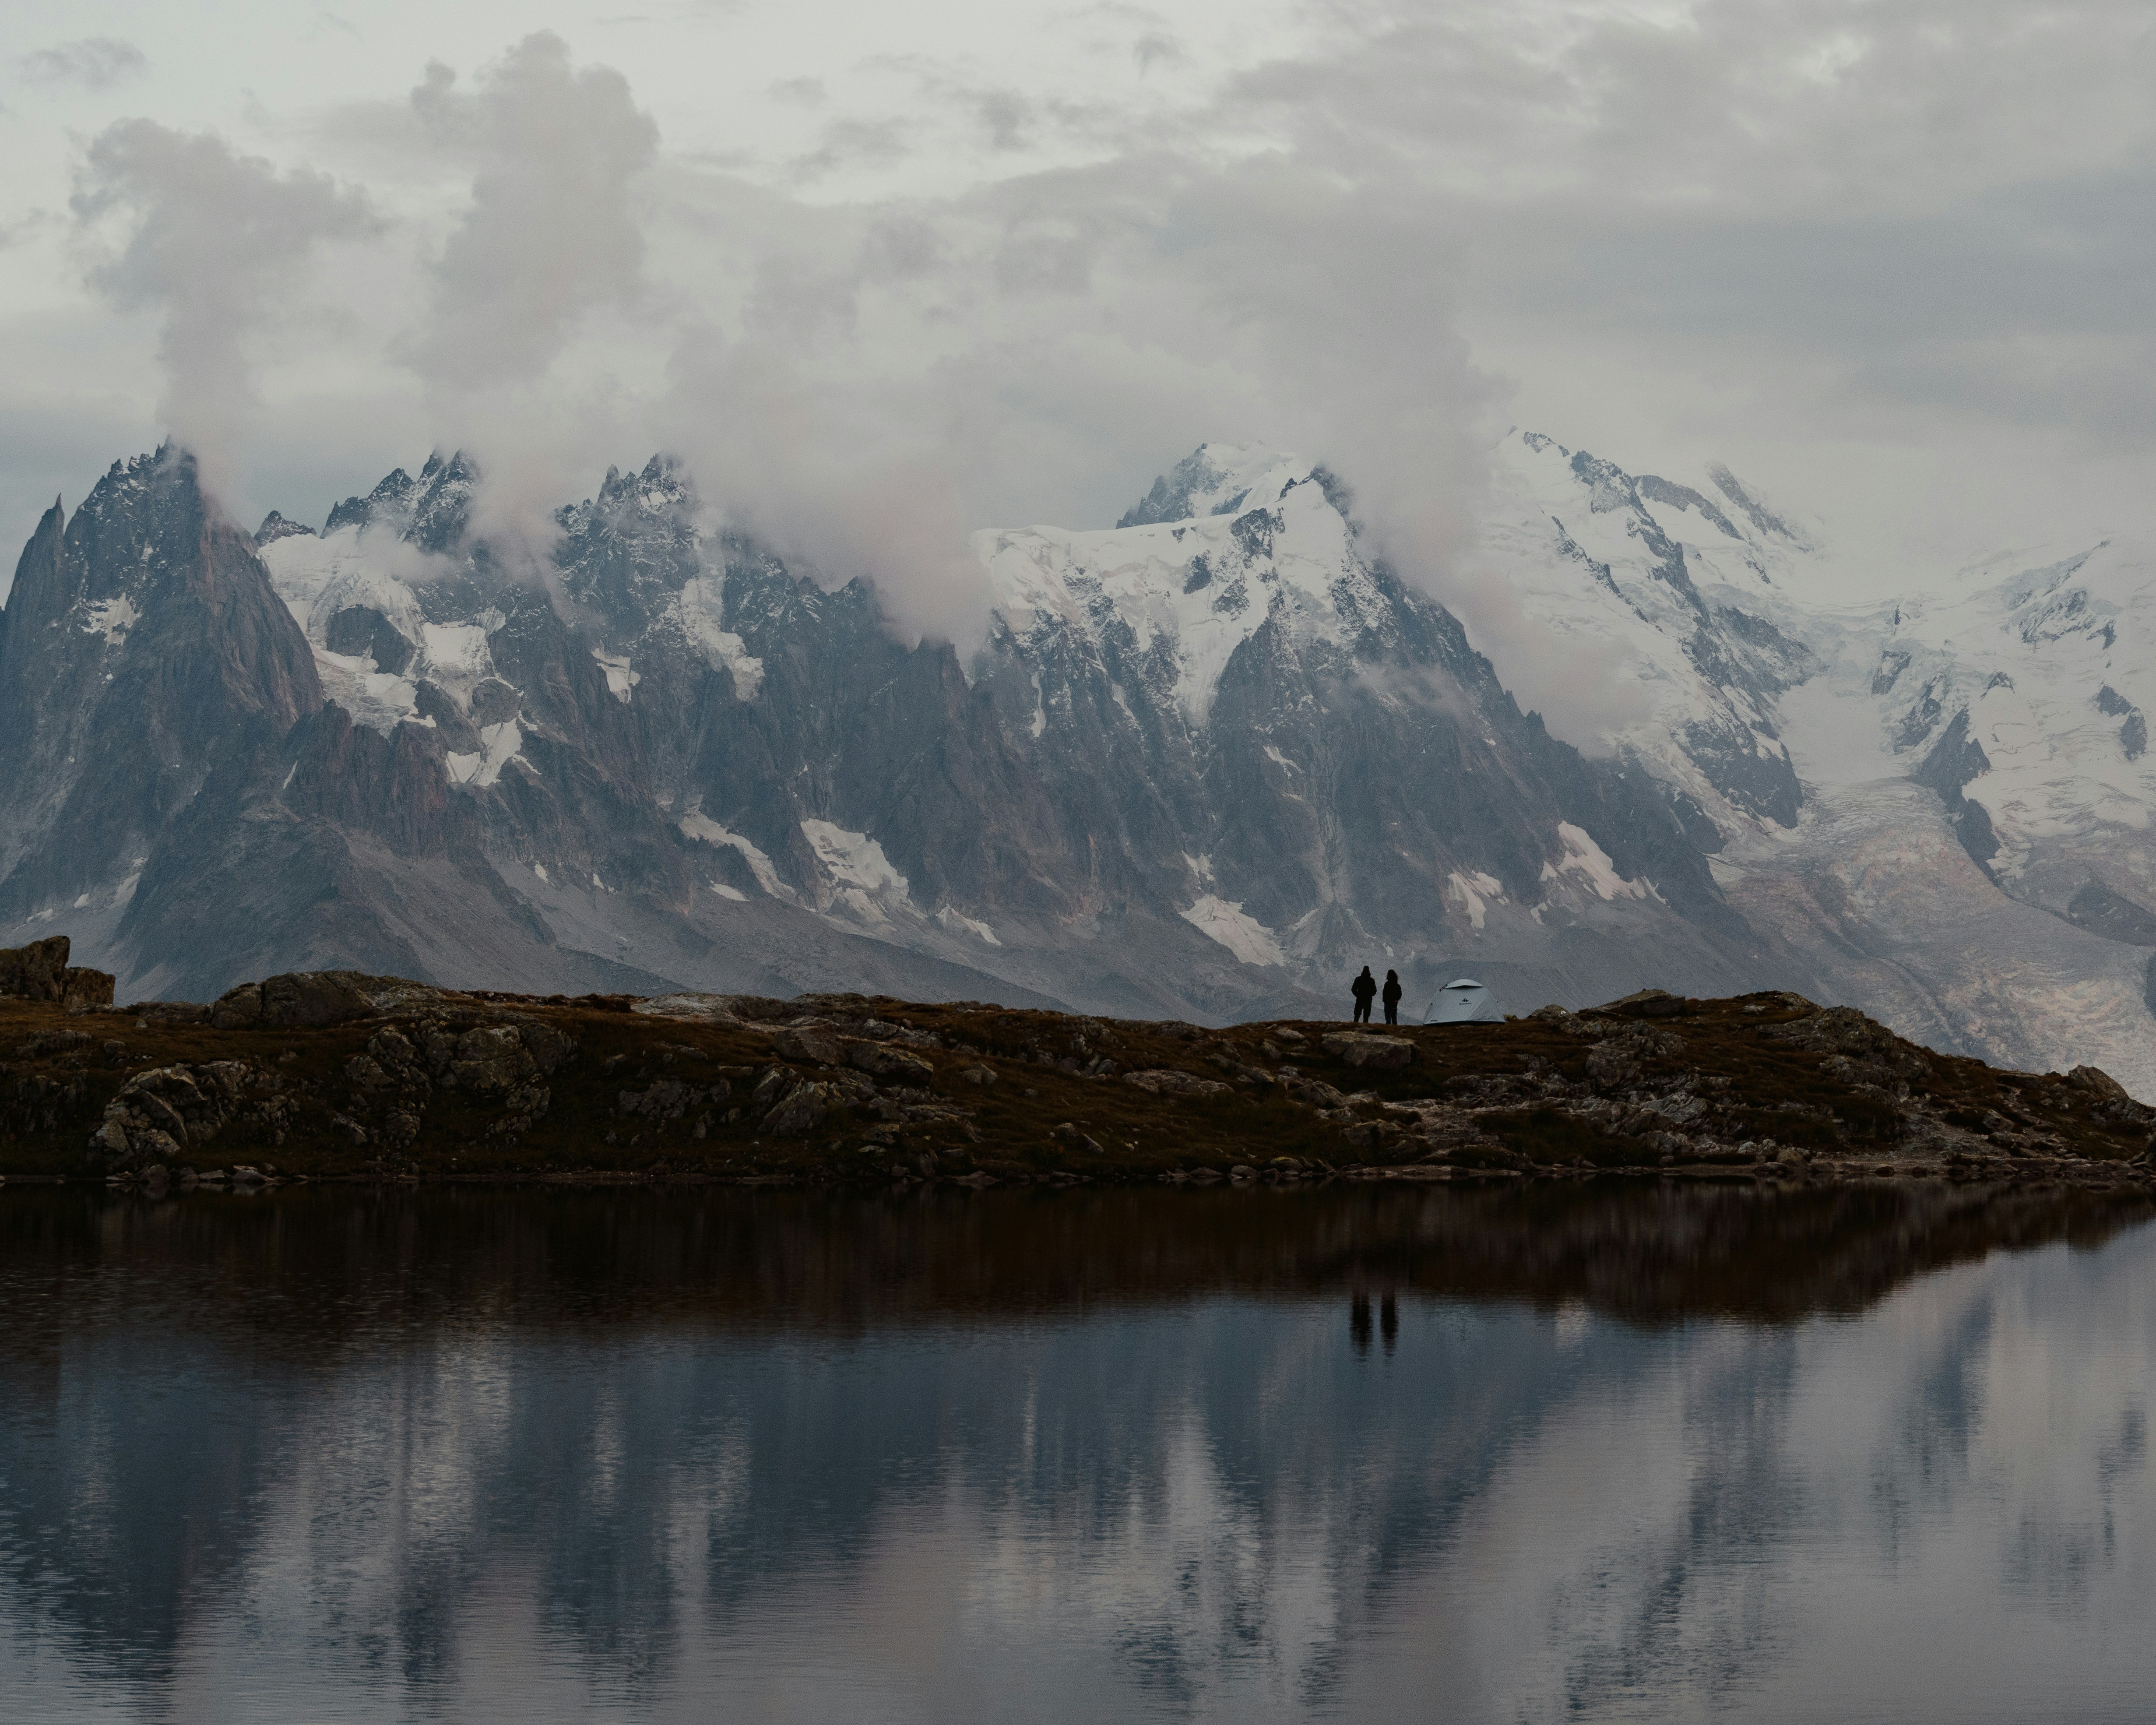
[{"x1": 8, "y1": 1158, "x2": 2151, "y2": 1197}]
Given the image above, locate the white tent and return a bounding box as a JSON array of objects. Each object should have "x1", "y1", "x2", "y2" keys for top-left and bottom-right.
[{"x1": 1424, "y1": 977, "x2": 1500, "y2": 1024}]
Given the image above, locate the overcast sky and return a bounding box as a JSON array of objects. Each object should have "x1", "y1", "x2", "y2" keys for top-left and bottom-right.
[{"x1": 2, "y1": 0, "x2": 2152, "y2": 632}]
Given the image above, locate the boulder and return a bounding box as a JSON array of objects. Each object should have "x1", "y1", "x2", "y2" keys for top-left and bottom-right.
[
  {"x1": 90, "y1": 1060, "x2": 259, "y2": 1167},
  {"x1": 1602, "y1": 989, "x2": 1688, "y2": 1019},
  {"x1": 1319, "y1": 1031, "x2": 1417, "y2": 1070},
  {"x1": 761, "y1": 1083, "x2": 830, "y2": 1135},
  {"x1": 0, "y1": 936, "x2": 72, "y2": 1001},
  {"x1": 209, "y1": 971, "x2": 457, "y2": 1030},
  {"x1": 844, "y1": 1039, "x2": 934, "y2": 1081},
  {"x1": 2066, "y1": 1065, "x2": 2132, "y2": 1104},
  {"x1": 62, "y1": 968, "x2": 115, "y2": 1010},
  {"x1": 445, "y1": 1024, "x2": 537, "y2": 1094},
  {"x1": 770, "y1": 1022, "x2": 844, "y2": 1065}
]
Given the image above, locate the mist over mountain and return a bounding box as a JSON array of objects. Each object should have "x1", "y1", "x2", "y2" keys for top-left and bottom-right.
[{"x1": 3, "y1": 433, "x2": 2151, "y2": 1093}]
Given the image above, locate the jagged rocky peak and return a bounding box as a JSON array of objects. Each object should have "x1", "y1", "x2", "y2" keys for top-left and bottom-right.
[
  {"x1": 254, "y1": 510, "x2": 314, "y2": 547},
  {"x1": 324, "y1": 467, "x2": 415, "y2": 536},
  {"x1": 1635, "y1": 475, "x2": 1744, "y2": 541},
  {"x1": 587, "y1": 453, "x2": 696, "y2": 517},
  {"x1": 555, "y1": 453, "x2": 709, "y2": 644},
  {"x1": 1707, "y1": 461, "x2": 1812, "y2": 550},
  {"x1": 319, "y1": 450, "x2": 481, "y2": 552},
  {"x1": 1115, "y1": 443, "x2": 1308, "y2": 529},
  {"x1": 0, "y1": 441, "x2": 321, "y2": 921},
  {"x1": 406, "y1": 450, "x2": 479, "y2": 553}
]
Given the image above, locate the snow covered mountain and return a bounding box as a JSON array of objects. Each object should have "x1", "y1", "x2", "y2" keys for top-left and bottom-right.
[
  {"x1": 4, "y1": 432, "x2": 2153, "y2": 1091},
  {"x1": 1474, "y1": 430, "x2": 2156, "y2": 1095}
]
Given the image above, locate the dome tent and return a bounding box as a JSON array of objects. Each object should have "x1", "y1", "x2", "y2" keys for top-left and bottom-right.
[{"x1": 1424, "y1": 977, "x2": 1500, "y2": 1024}]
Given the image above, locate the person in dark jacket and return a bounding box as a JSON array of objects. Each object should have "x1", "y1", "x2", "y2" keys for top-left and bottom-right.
[
  {"x1": 1382, "y1": 969, "x2": 1402, "y2": 1025},
  {"x1": 1351, "y1": 966, "x2": 1377, "y2": 1023}
]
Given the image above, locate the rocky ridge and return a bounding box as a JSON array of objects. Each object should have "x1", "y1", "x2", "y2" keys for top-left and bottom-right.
[{"x1": 2, "y1": 947, "x2": 2149, "y2": 1194}]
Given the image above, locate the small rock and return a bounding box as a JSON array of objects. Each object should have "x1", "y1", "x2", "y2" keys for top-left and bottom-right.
[
  {"x1": 957, "y1": 1064, "x2": 998, "y2": 1086},
  {"x1": 1319, "y1": 1032, "x2": 1417, "y2": 1070}
]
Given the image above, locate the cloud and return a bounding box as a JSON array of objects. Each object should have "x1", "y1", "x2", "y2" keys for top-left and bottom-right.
[
  {"x1": 786, "y1": 117, "x2": 911, "y2": 185},
  {"x1": 21, "y1": 37, "x2": 147, "y2": 89},
  {"x1": 403, "y1": 35, "x2": 656, "y2": 401},
  {"x1": 395, "y1": 33, "x2": 658, "y2": 569},
  {"x1": 660, "y1": 322, "x2": 993, "y2": 650},
  {"x1": 25, "y1": 1, "x2": 2156, "y2": 698},
  {"x1": 69, "y1": 121, "x2": 378, "y2": 507},
  {"x1": 1133, "y1": 32, "x2": 1183, "y2": 72}
]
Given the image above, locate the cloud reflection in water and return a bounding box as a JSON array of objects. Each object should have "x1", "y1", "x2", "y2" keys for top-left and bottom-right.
[{"x1": 0, "y1": 1183, "x2": 2150, "y2": 1721}]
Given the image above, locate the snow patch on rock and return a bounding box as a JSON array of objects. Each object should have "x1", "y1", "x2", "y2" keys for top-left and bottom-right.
[
  {"x1": 81, "y1": 596, "x2": 138, "y2": 644},
  {"x1": 668, "y1": 576, "x2": 763, "y2": 698},
  {"x1": 800, "y1": 820, "x2": 907, "y2": 896},
  {"x1": 1446, "y1": 869, "x2": 1505, "y2": 930},
  {"x1": 1180, "y1": 894, "x2": 1287, "y2": 966},
  {"x1": 936, "y1": 905, "x2": 1002, "y2": 945},
  {"x1": 445, "y1": 721, "x2": 527, "y2": 788},
  {"x1": 678, "y1": 811, "x2": 791, "y2": 901},
  {"x1": 1543, "y1": 823, "x2": 1650, "y2": 902}
]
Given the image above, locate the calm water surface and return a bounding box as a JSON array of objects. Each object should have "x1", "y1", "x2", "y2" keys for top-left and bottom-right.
[{"x1": 1, "y1": 1181, "x2": 2152, "y2": 1723}]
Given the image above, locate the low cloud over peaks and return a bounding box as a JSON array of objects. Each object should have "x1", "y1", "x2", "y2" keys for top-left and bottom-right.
[{"x1": 69, "y1": 122, "x2": 378, "y2": 508}]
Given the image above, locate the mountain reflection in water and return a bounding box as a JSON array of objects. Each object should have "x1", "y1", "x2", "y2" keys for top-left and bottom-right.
[{"x1": 1, "y1": 1182, "x2": 2152, "y2": 1723}]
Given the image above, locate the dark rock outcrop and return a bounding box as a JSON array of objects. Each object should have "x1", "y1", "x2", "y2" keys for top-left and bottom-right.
[
  {"x1": 0, "y1": 937, "x2": 72, "y2": 1001},
  {"x1": 0, "y1": 449, "x2": 322, "y2": 919},
  {"x1": 0, "y1": 937, "x2": 114, "y2": 1010}
]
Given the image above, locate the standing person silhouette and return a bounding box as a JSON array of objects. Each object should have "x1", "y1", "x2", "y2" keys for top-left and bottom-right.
[
  {"x1": 1351, "y1": 966, "x2": 1377, "y2": 1023},
  {"x1": 1382, "y1": 969, "x2": 1402, "y2": 1025}
]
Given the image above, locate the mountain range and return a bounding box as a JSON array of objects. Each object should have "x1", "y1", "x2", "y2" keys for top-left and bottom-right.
[{"x1": 3, "y1": 431, "x2": 2150, "y2": 1092}]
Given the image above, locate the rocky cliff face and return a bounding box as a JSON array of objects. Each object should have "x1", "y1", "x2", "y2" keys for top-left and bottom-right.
[{"x1": 0, "y1": 449, "x2": 320, "y2": 921}]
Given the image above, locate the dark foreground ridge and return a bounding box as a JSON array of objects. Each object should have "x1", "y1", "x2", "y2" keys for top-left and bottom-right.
[{"x1": 1, "y1": 939, "x2": 2152, "y2": 1193}]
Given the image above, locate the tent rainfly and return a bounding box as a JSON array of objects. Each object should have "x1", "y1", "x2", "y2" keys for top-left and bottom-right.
[{"x1": 1424, "y1": 978, "x2": 1500, "y2": 1024}]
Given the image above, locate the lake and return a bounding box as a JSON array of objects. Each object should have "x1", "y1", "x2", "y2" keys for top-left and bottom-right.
[{"x1": 1, "y1": 1180, "x2": 2152, "y2": 1722}]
